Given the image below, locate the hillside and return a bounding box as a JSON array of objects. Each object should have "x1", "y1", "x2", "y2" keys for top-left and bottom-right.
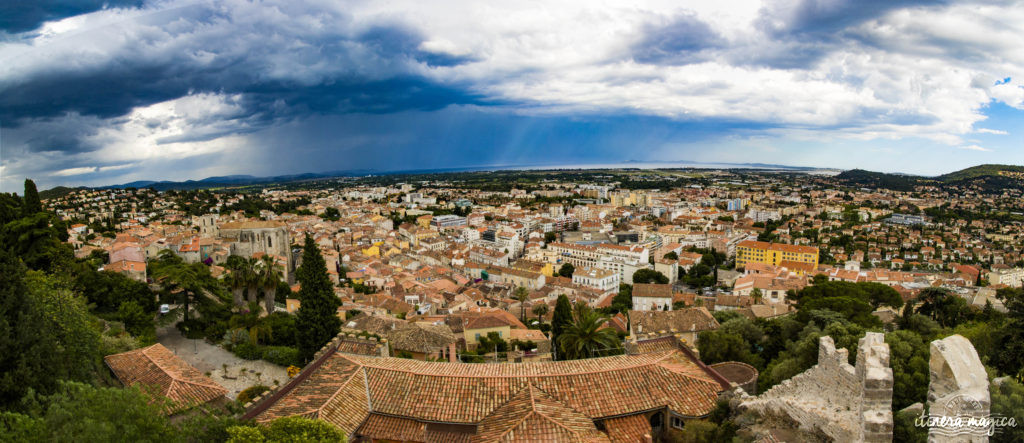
[
  {"x1": 938, "y1": 164, "x2": 1024, "y2": 182},
  {"x1": 834, "y1": 169, "x2": 922, "y2": 192},
  {"x1": 39, "y1": 186, "x2": 87, "y2": 200}
]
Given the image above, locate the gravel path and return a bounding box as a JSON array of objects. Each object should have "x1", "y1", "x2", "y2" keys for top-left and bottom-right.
[{"x1": 157, "y1": 324, "x2": 289, "y2": 400}]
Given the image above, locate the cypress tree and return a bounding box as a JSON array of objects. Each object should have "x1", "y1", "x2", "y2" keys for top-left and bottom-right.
[
  {"x1": 22, "y1": 179, "x2": 42, "y2": 216},
  {"x1": 551, "y1": 294, "x2": 573, "y2": 359},
  {"x1": 295, "y1": 235, "x2": 341, "y2": 364}
]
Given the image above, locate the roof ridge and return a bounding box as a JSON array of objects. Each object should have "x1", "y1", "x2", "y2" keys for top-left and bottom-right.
[{"x1": 353, "y1": 352, "x2": 674, "y2": 378}]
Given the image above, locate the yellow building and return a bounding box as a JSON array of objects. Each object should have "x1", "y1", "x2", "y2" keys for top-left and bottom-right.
[
  {"x1": 361, "y1": 244, "x2": 380, "y2": 257},
  {"x1": 735, "y1": 240, "x2": 819, "y2": 269}
]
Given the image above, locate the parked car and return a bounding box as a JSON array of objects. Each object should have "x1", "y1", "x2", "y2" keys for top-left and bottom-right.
[{"x1": 159, "y1": 304, "x2": 170, "y2": 315}]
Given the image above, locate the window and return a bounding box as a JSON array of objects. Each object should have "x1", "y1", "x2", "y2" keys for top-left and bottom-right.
[{"x1": 671, "y1": 416, "x2": 685, "y2": 430}]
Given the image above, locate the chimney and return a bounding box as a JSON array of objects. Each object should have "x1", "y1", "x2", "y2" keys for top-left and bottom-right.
[{"x1": 447, "y1": 342, "x2": 457, "y2": 363}]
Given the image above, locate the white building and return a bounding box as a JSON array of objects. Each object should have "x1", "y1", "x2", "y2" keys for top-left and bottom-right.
[{"x1": 572, "y1": 266, "x2": 620, "y2": 294}]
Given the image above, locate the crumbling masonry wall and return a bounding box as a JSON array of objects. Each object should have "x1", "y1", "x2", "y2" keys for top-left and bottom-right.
[
  {"x1": 739, "y1": 332, "x2": 893, "y2": 442},
  {"x1": 927, "y1": 334, "x2": 990, "y2": 443}
]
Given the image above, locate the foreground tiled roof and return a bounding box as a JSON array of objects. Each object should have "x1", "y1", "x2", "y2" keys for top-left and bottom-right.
[
  {"x1": 104, "y1": 344, "x2": 227, "y2": 414},
  {"x1": 245, "y1": 341, "x2": 729, "y2": 440}
]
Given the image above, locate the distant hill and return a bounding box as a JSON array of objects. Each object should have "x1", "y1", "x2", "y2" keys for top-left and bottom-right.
[
  {"x1": 836, "y1": 164, "x2": 1023, "y2": 193},
  {"x1": 39, "y1": 186, "x2": 88, "y2": 200},
  {"x1": 99, "y1": 172, "x2": 352, "y2": 191},
  {"x1": 834, "y1": 169, "x2": 924, "y2": 192},
  {"x1": 937, "y1": 164, "x2": 1024, "y2": 182}
]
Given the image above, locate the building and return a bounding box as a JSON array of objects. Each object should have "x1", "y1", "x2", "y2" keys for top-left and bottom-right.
[
  {"x1": 629, "y1": 307, "x2": 720, "y2": 345},
  {"x1": 988, "y1": 266, "x2": 1024, "y2": 288},
  {"x1": 218, "y1": 220, "x2": 293, "y2": 277},
  {"x1": 632, "y1": 283, "x2": 674, "y2": 311},
  {"x1": 886, "y1": 213, "x2": 928, "y2": 226},
  {"x1": 430, "y1": 214, "x2": 467, "y2": 230},
  {"x1": 104, "y1": 344, "x2": 228, "y2": 415},
  {"x1": 572, "y1": 266, "x2": 620, "y2": 293},
  {"x1": 243, "y1": 335, "x2": 731, "y2": 442},
  {"x1": 735, "y1": 240, "x2": 818, "y2": 270}
]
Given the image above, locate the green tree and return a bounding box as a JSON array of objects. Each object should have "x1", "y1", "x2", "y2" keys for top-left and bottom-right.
[
  {"x1": 557, "y1": 263, "x2": 575, "y2": 278},
  {"x1": 551, "y1": 295, "x2": 574, "y2": 360},
  {"x1": 632, "y1": 268, "x2": 668, "y2": 284},
  {"x1": 610, "y1": 283, "x2": 632, "y2": 314},
  {"x1": 914, "y1": 287, "x2": 970, "y2": 328},
  {"x1": 259, "y1": 256, "x2": 284, "y2": 315},
  {"x1": 226, "y1": 416, "x2": 347, "y2": 443},
  {"x1": 544, "y1": 232, "x2": 557, "y2": 243},
  {"x1": 556, "y1": 305, "x2": 622, "y2": 360},
  {"x1": 885, "y1": 330, "x2": 930, "y2": 410},
  {"x1": 22, "y1": 179, "x2": 42, "y2": 216},
  {"x1": 0, "y1": 192, "x2": 22, "y2": 225},
  {"x1": 1, "y1": 212, "x2": 73, "y2": 274},
  {"x1": 750, "y1": 288, "x2": 763, "y2": 304},
  {"x1": 0, "y1": 250, "x2": 61, "y2": 409},
  {"x1": 295, "y1": 235, "x2": 341, "y2": 364},
  {"x1": 0, "y1": 381, "x2": 177, "y2": 441},
  {"x1": 514, "y1": 286, "x2": 530, "y2": 322},
  {"x1": 531, "y1": 303, "x2": 549, "y2": 322},
  {"x1": 663, "y1": 251, "x2": 678, "y2": 260},
  {"x1": 991, "y1": 288, "x2": 1024, "y2": 377},
  {"x1": 152, "y1": 251, "x2": 222, "y2": 322},
  {"x1": 225, "y1": 256, "x2": 250, "y2": 308},
  {"x1": 991, "y1": 376, "x2": 1024, "y2": 443}
]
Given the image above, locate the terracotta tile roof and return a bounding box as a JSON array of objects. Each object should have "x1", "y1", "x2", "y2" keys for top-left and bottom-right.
[
  {"x1": 632, "y1": 284, "x2": 673, "y2": 299},
  {"x1": 629, "y1": 308, "x2": 720, "y2": 337},
  {"x1": 104, "y1": 344, "x2": 227, "y2": 414},
  {"x1": 248, "y1": 347, "x2": 728, "y2": 438},
  {"x1": 388, "y1": 323, "x2": 457, "y2": 354},
  {"x1": 472, "y1": 384, "x2": 609, "y2": 442},
  {"x1": 356, "y1": 413, "x2": 426, "y2": 441},
  {"x1": 603, "y1": 413, "x2": 653, "y2": 442}
]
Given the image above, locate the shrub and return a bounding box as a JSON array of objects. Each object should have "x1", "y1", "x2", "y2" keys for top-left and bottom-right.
[
  {"x1": 232, "y1": 343, "x2": 263, "y2": 360},
  {"x1": 261, "y1": 346, "x2": 301, "y2": 367},
  {"x1": 237, "y1": 385, "x2": 270, "y2": 405},
  {"x1": 224, "y1": 328, "x2": 251, "y2": 347},
  {"x1": 204, "y1": 322, "x2": 229, "y2": 343},
  {"x1": 261, "y1": 313, "x2": 297, "y2": 347}
]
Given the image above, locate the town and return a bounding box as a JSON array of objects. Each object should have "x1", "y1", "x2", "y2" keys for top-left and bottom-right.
[{"x1": 3, "y1": 165, "x2": 1022, "y2": 442}]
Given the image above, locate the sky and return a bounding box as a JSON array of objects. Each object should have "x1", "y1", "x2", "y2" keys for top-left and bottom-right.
[{"x1": 0, "y1": 0, "x2": 1022, "y2": 192}]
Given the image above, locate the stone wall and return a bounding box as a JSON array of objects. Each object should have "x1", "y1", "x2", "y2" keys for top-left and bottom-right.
[
  {"x1": 927, "y1": 334, "x2": 990, "y2": 443},
  {"x1": 739, "y1": 332, "x2": 893, "y2": 442}
]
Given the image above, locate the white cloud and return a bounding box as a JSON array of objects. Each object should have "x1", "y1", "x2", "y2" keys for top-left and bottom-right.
[
  {"x1": 975, "y1": 128, "x2": 1008, "y2": 135},
  {"x1": 959, "y1": 144, "x2": 991, "y2": 152}
]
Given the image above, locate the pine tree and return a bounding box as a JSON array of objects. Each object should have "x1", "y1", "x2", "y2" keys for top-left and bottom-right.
[
  {"x1": 295, "y1": 235, "x2": 341, "y2": 364},
  {"x1": 22, "y1": 179, "x2": 42, "y2": 216}
]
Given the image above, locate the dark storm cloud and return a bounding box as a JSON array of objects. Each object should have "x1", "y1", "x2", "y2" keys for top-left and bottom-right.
[
  {"x1": 0, "y1": 4, "x2": 489, "y2": 138},
  {"x1": 757, "y1": 0, "x2": 948, "y2": 37},
  {"x1": 0, "y1": 0, "x2": 143, "y2": 34},
  {"x1": 631, "y1": 13, "x2": 724, "y2": 65},
  {"x1": 741, "y1": 0, "x2": 950, "y2": 69}
]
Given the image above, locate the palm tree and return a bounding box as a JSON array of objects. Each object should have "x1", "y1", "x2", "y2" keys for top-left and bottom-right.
[
  {"x1": 751, "y1": 288, "x2": 764, "y2": 305},
  {"x1": 515, "y1": 286, "x2": 530, "y2": 322},
  {"x1": 259, "y1": 255, "x2": 284, "y2": 315},
  {"x1": 224, "y1": 256, "x2": 248, "y2": 308},
  {"x1": 557, "y1": 305, "x2": 623, "y2": 360},
  {"x1": 243, "y1": 257, "x2": 260, "y2": 305},
  {"x1": 532, "y1": 303, "x2": 549, "y2": 322}
]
